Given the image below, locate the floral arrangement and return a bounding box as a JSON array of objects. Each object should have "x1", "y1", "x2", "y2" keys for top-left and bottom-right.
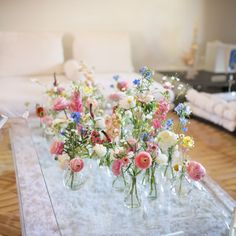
[{"x1": 36, "y1": 65, "x2": 206, "y2": 206}]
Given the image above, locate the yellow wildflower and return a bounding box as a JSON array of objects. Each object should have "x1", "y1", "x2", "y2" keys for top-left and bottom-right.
[{"x1": 182, "y1": 136, "x2": 194, "y2": 149}]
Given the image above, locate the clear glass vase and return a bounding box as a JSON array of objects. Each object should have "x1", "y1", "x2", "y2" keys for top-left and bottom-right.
[
  {"x1": 171, "y1": 175, "x2": 193, "y2": 198},
  {"x1": 112, "y1": 175, "x2": 127, "y2": 192},
  {"x1": 145, "y1": 166, "x2": 158, "y2": 200},
  {"x1": 63, "y1": 168, "x2": 85, "y2": 191},
  {"x1": 124, "y1": 175, "x2": 141, "y2": 208}
]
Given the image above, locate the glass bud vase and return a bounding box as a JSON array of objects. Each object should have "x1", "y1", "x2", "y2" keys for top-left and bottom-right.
[
  {"x1": 171, "y1": 175, "x2": 193, "y2": 198},
  {"x1": 124, "y1": 175, "x2": 141, "y2": 208},
  {"x1": 145, "y1": 165, "x2": 158, "y2": 200},
  {"x1": 112, "y1": 172, "x2": 127, "y2": 192},
  {"x1": 63, "y1": 168, "x2": 85, "y2": 191}
]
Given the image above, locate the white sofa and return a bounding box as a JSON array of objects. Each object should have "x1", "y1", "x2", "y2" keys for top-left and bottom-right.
[
  {"x1": 0, "y1": 32, "x2": 173, "y2": 117},
  {"x1": 186, "y1": 89, "x2": 236, "y2": 132}
]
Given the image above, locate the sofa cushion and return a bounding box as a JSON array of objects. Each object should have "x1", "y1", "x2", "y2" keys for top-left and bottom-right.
[
  {"x1": 0, "y1": 32, "x2": 64, "y2": 77},
  {"x1": 72, "y1": 32, "x2": 134, "y2": 73}
]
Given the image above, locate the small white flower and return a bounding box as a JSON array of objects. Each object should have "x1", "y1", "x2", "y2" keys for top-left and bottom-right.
[
  {"x1": 95, "y1": 117, "x2": 106, "y2": 130},
  {"x1": 93, "y1": 144, "x2": 107, "y2": 158},
  {"x1": 156, "y1": 151, "x2": 168, "y2": 165},
  {"x1": 119, "y1": 96, "x2": 136, "y2": 109},
  {"x1": 157, "y1": 130, "x2": 178, "y2": 152}
]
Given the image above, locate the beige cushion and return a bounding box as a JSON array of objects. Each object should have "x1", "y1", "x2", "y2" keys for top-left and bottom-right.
[
  {"x1": 0, "y1": 32, "x2": 64, "y2": 77},
  {"x1": 72, "y1": 32, "x2": 134, "y2": 73}
]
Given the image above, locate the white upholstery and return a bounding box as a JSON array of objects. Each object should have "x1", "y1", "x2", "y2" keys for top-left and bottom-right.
[
  {"x1": 73, "y1": 32, "x2": 134, "y2": 73},
  {"x1": 0, "y1": 32, "x2": 64, "y2": 77},
  {"x1": 186, "y1": 89, "x2": 236, "y2": 131}
]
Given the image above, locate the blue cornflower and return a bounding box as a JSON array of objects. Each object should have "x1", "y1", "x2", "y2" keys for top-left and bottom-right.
[
  {"x1": 182, "y1": 127, "x2": 188, "y2": 132},
  {"x1": 133, "y1": 79, "x2": 141, "y2": 86},
  {"x1": 139, "y1": 66, "x2": 148, "y2": 75},
  {"x1": 71, "y1": 112, "x2": 81, "y2": 124},
  {"x1": 110, "y1": 84, "x2": 114, "y2": 88},
  {"x1": 143, "y1": 70, "x2": 152, "y2": 80},
  {"x1": 164, "y1": 118, "x2": 173, "y2": 129},
  {"x1": 113, "y1": 75, "x2": 119, "y2": 81},
  {"x1": 141, "y1": 133, "x2": 150, "y2": 142},
  {"x1": 174, "y1": 103, "x2": 184, "y2": 115},
  {"x1": 180, "y1": 117, "x2": 188, "y2": 126}
]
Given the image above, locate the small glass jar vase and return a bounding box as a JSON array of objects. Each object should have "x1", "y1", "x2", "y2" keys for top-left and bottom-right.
[
  {"x1": 63, "y1": 168, "x2": 85, "y2": 191},
  {"x1": 171, "y1": 174, "x2": 193, "y2": 198},
  {"x1": 124, "y1": 175, "x2": 141, "y2": 208}
]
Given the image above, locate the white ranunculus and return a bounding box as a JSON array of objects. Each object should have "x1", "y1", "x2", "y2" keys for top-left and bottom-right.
[
  {"x1": 119, "y1": 96, "x2": 136, "y2": 109},
  {"x1": 157, "y1": 130, "x2": 178, "y2": 152},
  {"x1": 93, "y1": 144, "x2": 107, "y2": 157},
  {"x1": 156, "y1": 151, "x2": 168, "y2": 165},
  {"x1": 95, "y1": 117, "x2": 106, "y2": 130}
]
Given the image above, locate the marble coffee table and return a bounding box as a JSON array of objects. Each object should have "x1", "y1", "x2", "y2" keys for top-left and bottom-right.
[{"x1": 10, "y1": 118, "x2": 236, "y2": 236}]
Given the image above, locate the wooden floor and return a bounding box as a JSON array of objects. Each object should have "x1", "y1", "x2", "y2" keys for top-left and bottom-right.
[
  {"x1": 0, "y1": 117, "x2": 235, "y2": 236},
  {"x1": 0, "y1": 126, "x2": 21, "y2": 236}
]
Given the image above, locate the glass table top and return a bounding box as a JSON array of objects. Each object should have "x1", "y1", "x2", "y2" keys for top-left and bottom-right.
[{"x1": 25, "y1": 117, "x2": 235, "y2": 236}]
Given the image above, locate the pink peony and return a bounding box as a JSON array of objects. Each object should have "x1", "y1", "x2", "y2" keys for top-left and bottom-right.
[
  {"x1": 50, "y1": 141, "x2": 64, "y2": 155},
  {"x1": 187, "y1": 161, "x2": 206, "y2": 181},
  {"x1": 135, "y1": 151, "x2": 152, "y2": 170},
  {"x1": 117, "y1": 81, "x2": 128, "y2": 91},
  {"x1": 69, "y1": 157, "x2": 84, "y2": 172},
  {"x1": 69, "y1": 91, "x2": 83, "y2": 112},
  {"x1": 112, "y1": 159, "x2": 123, "y2": 176},
  {"x1": 153, "y1": 119, "x2": 162, "y2": 129},
  {"x1": 109, "y1": 93, "x2": 122, "y2": 102},
  {"x1": 53, "y1": 97, "x2": 68, "y2": 111}
]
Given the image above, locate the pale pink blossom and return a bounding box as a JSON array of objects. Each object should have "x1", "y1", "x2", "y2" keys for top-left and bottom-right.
[
  {"x1": 69, "y1": 91, "x2": 83, "y2": 112},
  {"x1": 40, "y1": 115, "x2": 53, "y2": 126},
  {"x1": 109, "y1": 93, "x2": 122, "y2": 101},
  {"x1": 53, "y1": 97, "x2": 69, "y2": 111},
  {"x1": 117, "y1": 81, "x2": 128, "y2": 91},
  {"x1": 69, "y1": 157, "x2": 84, "y2": 172},
  {"x1": 50, "y1": 141, "x2": 64, "y2": 155},
  {"x1": 112, "y1": 159, "x2": 123, "y2": 176},
  {"x1": 187, "y1": 161, "x2": 206, "y2": 181},
  {"x1": 153, "y1": 119, "x2": 162, "y2": 129},
  {"x1": 135, "y1": 151, "x2": 152, "y2": 170}
]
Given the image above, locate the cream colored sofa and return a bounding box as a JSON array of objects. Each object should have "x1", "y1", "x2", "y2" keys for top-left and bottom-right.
[
  {"x1": 186, "y1": 89, "x2": 236, "y2": 132},
  {"x1": 0, "y1": 32, "x2": 173, "y2": 117}
]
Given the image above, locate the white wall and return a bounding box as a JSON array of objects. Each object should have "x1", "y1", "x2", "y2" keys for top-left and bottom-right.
[{"x1": 0, "y1": 0, "x2": 235, "y2": 71}]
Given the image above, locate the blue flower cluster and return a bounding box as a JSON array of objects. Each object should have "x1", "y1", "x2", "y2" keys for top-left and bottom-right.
[
  {"x1": 113, "y1": 75, "x2": 120, "y2": 81},
  {"x1": 174, "y1": 103, "x2": 191, "y2": 117},
  {"x1": 141, "y1": 132, "x2": 150, "y2": 142},
  {"x1": 133, "y1": 79, "x2": 141, "y2": 86},
  {"x1": 71, "y1": 112, "x2": 81, "y2": 124},
  {"x1": 139, "y1": 66, "x2": 153, "y2": 80},
  {"x1": 164, "y1": 118, "x2": 173, "y2": 130},
  {"x1": 174, "y1": 103, "x2": 191, "y2": 132}
]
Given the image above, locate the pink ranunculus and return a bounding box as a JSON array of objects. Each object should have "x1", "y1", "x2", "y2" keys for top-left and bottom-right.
[
  {"x1": 135, "y1": 151, "x2": 152, "y2": 170},
  {"x1": 109, "y1": 93, "x2": 122, "y2": 102},
  {"x1": 50, "y1": 141, "x2": 64, "y2": 155},
  {"x1": 53, "y1": 97, "x2": 68, "y2": 111},
  {"x1": 153, "y1": 119, "x2": 162, "y2": 129},
  {"x1": 117, "y1": 81, "x2": 128, "y2": 91},
  {"x1": 69, "y1": 91, "x2": 83, "y2": 112},
  {"x1": 112, "y1": 159, "x2": 123, "y2": 176},
  {"x1": 40, "y1": 115, "x2": 53, "y2": 126},
  {"x1": 69, "y1": 157, "x2": 84, "y2": 172},
  {"x1": 187, "y1": 161, "x2": 206, "y2": 181}
]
